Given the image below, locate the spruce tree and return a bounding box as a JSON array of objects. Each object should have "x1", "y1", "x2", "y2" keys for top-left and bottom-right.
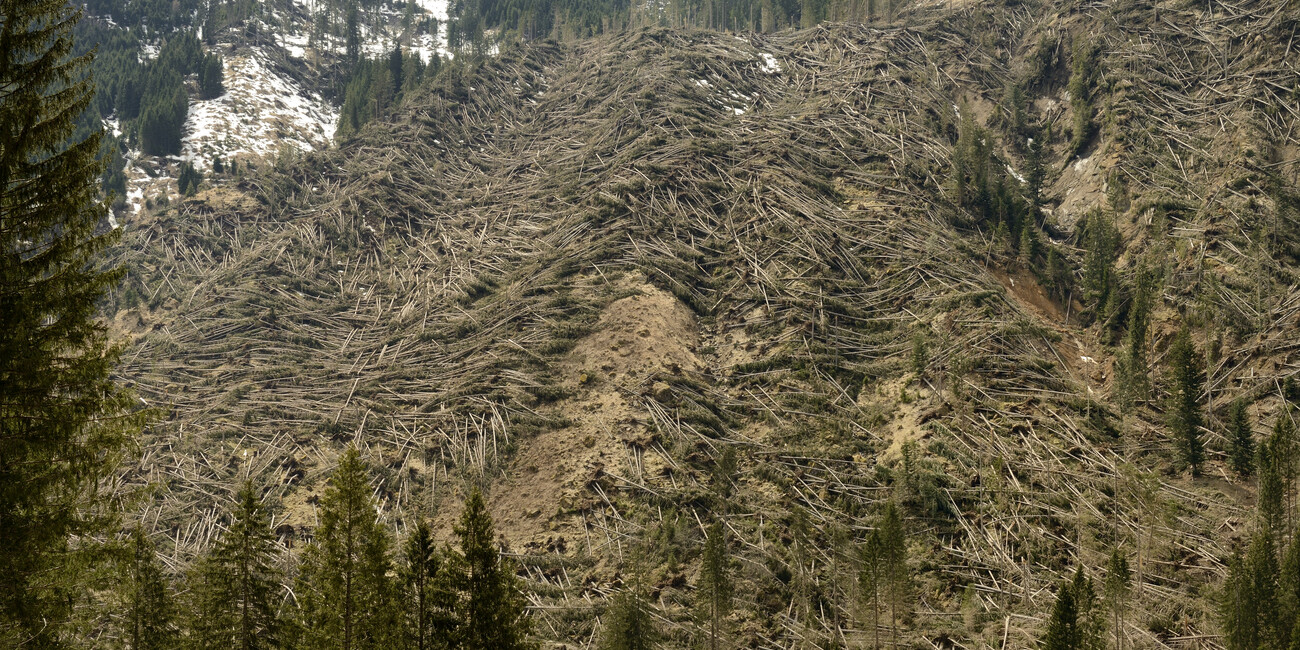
[
  {"x1": 600, "y1": 579, "x2": 660, "y2": 650},
  {"x1": 1167, "y1": 326, "x2": 1205, "y2": 475},
  {"x1": 1080, "y1": 210, "x2": 1120, "y2": 318},
  {"x1": 1042, "y1": 579, "x2": 1079, "y2": 650},
  {"x1": 1, "y1": 0, "x2": 138, "y2": 642},
  {"x1": 1280, "y1": 536, "x2": 1300, "y2": 648},
  {"x1": 1260, "y1": 437, "x2": 1286, "y2": 536},
  {"x1": 1116, "y1": 261, "x2": 1154, "y2": 408},
  {"x1": 697, "y1": 520, "x2": 732, "y2": 650},
  {"x1": 1222, "y1": 548, "x2": 1258, "y2": 650},
  {"x1": 1104, "y1": 549, "x2": 1130, "y2": 650},
  {"x1": 1069, "y1": 566, "x2": 1104, "y2": 650},
  {"x1": 124, "y1": 528, "x2": 176, "y2": 650},
  {"x1": 402, "y1": 519, "x2": 456, "y2": 650},
  {"x1": 188, "y1": 481, "x2": 284, "y2": 650},
  {"x1": 450, "y1": 487, "x2": 534, "y2": 650},
  {"x1": 1249, "y1": 531, "x2": 1283, "y2": 646},
  {"x1": 858, "y1": 527, "x2": 885, "y2": 648},
  {"x1": 296, "y1": 447, "x2": 401, "y2": 650},
  {"x1": 1228, "y1": 399, "x2": 1255, "y2": 478},
  {"x1": 878, "y1": 501, "x2": 909, "y2": 646}
]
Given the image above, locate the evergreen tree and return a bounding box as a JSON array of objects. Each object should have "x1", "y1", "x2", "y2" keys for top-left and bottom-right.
[
  {"x1": 199, "y1": 53, "x2": 224, "y2": 99},
  {"x1": 1042, "y1": 579, "x2": 1080, "y2": 650},
  {"x1": 124, "y1": 528, "x2": 176, "y2": 650},
  {"x1": 1167, "y1": 326, "x2": 1205, "y2": 475},
  {"x1": 1103, "y1": 549, "x2": 1130, "y2": 650},
  {"x1": 1116, "y1": 261, "x2": 1155, "y2": 408},
  {"x1": 296, "y1": 447, "x2": 401, "y2": 650},
  {"x1": 0, "y1": 0, "x2": 138, "y2": 642},
  {"x1": 1220, "y1": 531, "x2": 1283, "y2": 649},
  {"x1": 600, "y1": 579, "x2": 660, "y2": 650},
  {"x1": 345, "y1": 1, "x2": 361, "y2": 64},
  {"x1": 1043, "y1": 566, "x2": 1104, "y2": 650},
  {"x1": 697, "y1": 521, "x2": 732, "y2": 650},
  {"x1": 1069, "y1": 566, "x2": 1104, "y2": 650},
  {"x1": 1280, "y1": 536, "x2": 1300, "y2": 648},
  {"x1": 877, "y1": 501, "x2": 909, "y2": 646},
  {"x1": 1067, "y1": 36, "x2": 1100, "y2": 157},
  {"x1": 1260, "y1": 436, "x2": 1287, "y2": 535},
  {"x1": 188, "y1": 481, "x2": 284, "y2": 650},
  {"x1": 1228, "y1": 399, "x2": 1255, "y2": 478},
  {"x1": 1250, "y1": 531, "x2": 1283, "y2": 646},
  {"x1": 450, "y1": 487, "x2": 534, "y2": 650},
  {"x1": 178, "y1": 161, "x2": 202, "y2": 197},
  {"x1": 1222, "y1": 547, "x2": 1257, "y2": 650},
  {"x1": 1080, "y1": 209, "x2": 1120, "y2": 318},
  {"x1": 402, "y1": 519, "x2": 456, "y2": 650},
  {"x1": 1020, "y1": 224, "x2": 1038, "y2": 269},
  {"x1": 859, "y1": 529, "x2": 885, "y2": 649}
]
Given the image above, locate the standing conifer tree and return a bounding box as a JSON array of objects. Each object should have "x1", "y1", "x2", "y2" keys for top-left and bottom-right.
[
  {"x1": 1, "y1": 0, "x2": 139, "y2": 642},
  {"x1": 1222, "y1": 547, "x2": 1258, "y2": 650},
  {"x1": 296, "y1": 447, "x2": 401, "y2": 650},
  {"x1": 858, "y1": 529, "x2": 885, "y2": 649},
  {"x1": 124, "y1": 528, "x2": 176, "y2": 650},
  {"x1": 1104, "y1": 549, "x2": 1130, "y2": 650},
  {"x1": 450, "y1": 487, "x2": 534, "y2": 649},
  {"x1": 600, "y1": 576, "x2": 660, "y2": 650},
  {"x1": 1042, "y1": 579, "x2": 1079, "y2": 650},
  {"x1": 878, "y1": 501, "x2": 909, "y2": 646},
  {"x1": 402, "y1": 519, "x2": 456, "y2": 650},
  {"x1": 1167, "y1": 326, "x2": 1205, "y2": 475},
  {"x1": 697, "y1": 521, "x2": 733, "y2": 650},
  {"x1": 1116, "y1": 261, "x2": 1154, "y2": 408},
  {"x1": 188, "y1": 481, "x2": 283, "y2": 650},
  {"x1": 1228, "y1": 399, "x2": 1255, "y2": 478},
  {"x1": 1259, "y1": 436, "x2": 1286, "y2": 536}
]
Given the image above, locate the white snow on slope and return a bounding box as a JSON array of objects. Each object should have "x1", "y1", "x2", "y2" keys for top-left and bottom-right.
[
  {"x1": 182, "y1": 49, "x2": 338, "y2": 170},
  {"x1": 759, "y1": 52, "x2": 781, "y2": 74}
]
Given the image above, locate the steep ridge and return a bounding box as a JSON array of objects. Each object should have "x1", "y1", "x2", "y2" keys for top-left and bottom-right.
[{"x1": 111, "y1": 1, "x2": 1300, "y2": 645}]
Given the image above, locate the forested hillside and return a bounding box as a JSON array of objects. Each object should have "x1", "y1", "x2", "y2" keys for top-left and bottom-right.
[
  {"x1": 6, "y1": 0, "x2": 1300, "y2": 646},
  {"x1": 87, "y1": 0, "x2": 1300, "y2": 646}
]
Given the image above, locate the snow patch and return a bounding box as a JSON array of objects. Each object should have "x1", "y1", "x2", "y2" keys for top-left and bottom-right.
[
  {"x1": 1006, "y1": 163, "x2": 1025, "y2": 184},
  {"x1": 758, "y1": 53, "x2": 781, "y2": 74},
  {"x1": 181, "y1": 49, "x2": 338, "y2": 171}
]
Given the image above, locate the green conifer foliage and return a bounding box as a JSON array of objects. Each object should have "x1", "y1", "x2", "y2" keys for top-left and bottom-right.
[
  {"x1": 296, "y1": 447, "x2": 401, "y2": 650},
  {"x1": 451, "y1": 487, "x2": 535, "y2": 650},
  {"x1": 1260, "y1": 436, "x2": 1287, "y2": 535},
  {"x1": 599, "y1": 579, "x2": 660, "y2": 650},
  {"x1": 0, "y1": 0, "x2": 138, "y2": 641},
  {"x1": 1042, "y1": 580, "x2": 1079, "y2": 650},
  {"x1": 188, "y1": 482, "x2": 284, "y2": 650},
  {"x1": 858, "y1": 526, "x2": 885, "y2": 647},
  {"x1": 1228, "y1": 399, "x2": 1255, "y2": 478},
  {"x1": 1104, "y1": 549, "x2": 1130, "y2": 650},
  {"x1": 877, "y1": 501, "x2": 909, "y2": 645},
  {"x1": 857, "y1": 527, "x2": 889, "y2": 650},
  {"x1": 124, "y1": 528, "x2": 176, "y2": 650},
  {"x1": 1222, "y1": 531, "x2": 1284, "y2": 649},
  {"x1": 1167, "y1": 326, "x2": 1205, "y2": 475},
  {"x1": 1116, "y1": 261, "x2": 1155, "y2": 408},
  {"x1": 1279, "y1": 536, "x2": 1300, "y2": 648},
  {"x1": 697, "y1": 521, "x2": 733, "y2": 650},
  {"x1": 402, "y1": 519, "x2": 457, "y2": 650},
  {"x1": 1080, "y1": 209, "x2": 1120, "y2": 318}
]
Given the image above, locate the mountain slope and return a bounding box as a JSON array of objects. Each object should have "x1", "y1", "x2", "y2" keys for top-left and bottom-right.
[{"x1": 112, "y1": 1, "x2": 1300, "y2": 645}]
